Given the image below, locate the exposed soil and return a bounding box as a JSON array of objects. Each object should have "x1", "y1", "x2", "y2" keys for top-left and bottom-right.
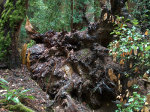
[{"x1": 0, "y1": 67, "x2": 51, "y2": 112}]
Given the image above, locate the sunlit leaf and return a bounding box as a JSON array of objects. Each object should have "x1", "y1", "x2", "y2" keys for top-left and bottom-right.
[
  {"x1": 0, "y1": 78, "x2": 8, "y2": 84},
  {"x1": 134, "y1": 67, "x2": 139, "y2": 73},
  {"x1": 118, "y1": 80, "x2": 122, "y2": 92},
  {"x1": 23, "y1": 95, "x2": 35, "y2": 100},
  {"x1": 113, "y1": 53, "x2": 117, "y2": 62},
  {"x1": 128, "y1": 37, "x2": 133, "y2": 41},
  {"x1": 118, "y1": 74, "x2": 121, "y2": 79},
  {"x1": 127, "y1": 80, "x2": 133, "y2": 87},
  {"x1": 120, "y1": 24, "x2": 123, "y2": 28},
  {"x1": 128, "y1": 79, "x2": 137, "y2": 88},
  {"x1": 129, "y1": 50, "x2": 133, "y2": 55},
  {"x1": 108, "y1": 69, "x2": 117, "y2": 81},
  {"x1": 143, "y1": 72, "x2": 148, "y2": 79},
  {"x1": 123, "y1": 99, "x2": 127, "y2": 104},
  {"x1": 141, "y1": 106, "x2": 149, "y2": 112},
  {"x1": 21, "y1": 89, "x2": 30, "y2": 94},
  {"x1": 120, "y1": 96, "x2": 124, "y2": 102},
  {"x1": 128, "y1": 97, "x2": 134, "y2": 102},
  {"x1": 145, "y1": 30, "x2": 148, "y2": 35},
  {"x1": 126, "y1": 90, "x2": 129, "y2": 98},
  {"x1": 112, "y1": 17, "x2": 115, "y2": 23},
  {"x1": 116, "y1": 42, "x2": 119, "y2": 48},
  {"x1": 12, "y1": 97, "x2": 20, "y2": 104},
  {"x1": 103, "y1": 13, "x2": 107, "y2": 21},
  {"x1": 120, "y1": 59, "x2": 124, "y2": 65},
  {"x1": 134, "y1": 49, "x2": 138, "y2": 55},
  {"x1": 130, "y1": 63, "x2": 132, "y2": 68},
  {"x1": 145, "y1": 46, "x2": 150, "y2": 51}
]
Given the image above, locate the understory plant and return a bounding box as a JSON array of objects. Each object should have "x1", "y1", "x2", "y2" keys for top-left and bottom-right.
[
  {"x1": 27, "y1": 40, "x2": 36, "y2": 48},
  {"x1": 109, "y1": 17, "x2": 150, "y2": 76},
  {"x1": 109, "y1": 17, "x2": 150, "y2": 111},
  {"x1": 0, "y1": 78, "x2": 34, "y2": 104},
  {"x1": 116, "y1": 92, "x2": 146, "y2": 112},
  {"x1": 128, "y1": 0, "x2": 150, "y2": 31}
]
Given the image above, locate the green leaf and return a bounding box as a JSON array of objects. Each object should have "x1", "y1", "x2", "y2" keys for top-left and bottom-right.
[
  {"x1": 0, "y1": 79, "x2": 8, "y2": 85},
  {"x1": 23, "y1": 95, "x2": 35, "y2": 100},
  {"x1": 145, "y1": 46, "x2": 150, "y2": 51},
  {"x1": 20, "y1": 89, "x2": 30, "y2": 94},
  {"x1": 0, "y1": 84, "x2": 9, "y2": 90},
  {"x1": 12, "y1": 97, "x2": 20, "y2": 104},
  {"x1": 7, "y1": 95, "x2": 13, "y2": 100},
  {"x1": 128, "y1": 98, "x2": 134, "y2": 102}
]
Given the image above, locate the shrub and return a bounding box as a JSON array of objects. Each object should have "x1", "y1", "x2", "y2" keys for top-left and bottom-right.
[
  {"x1": 128, "y1": 0, "x2": 150, "y2": 31},
  {"x1": 116, "y1": 92, "x2": 146, "y2": 112},
  {"x1": 0, "y1": 78, "x2": 34, "y2": 104},
  {"x1": 109, "y1": 17, "x2": 150, "y2": 76}
]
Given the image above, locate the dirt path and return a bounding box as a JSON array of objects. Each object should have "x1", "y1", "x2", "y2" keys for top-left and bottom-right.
[{"x1": 0, "y1": 67, "x2": 51, "y2": 112}]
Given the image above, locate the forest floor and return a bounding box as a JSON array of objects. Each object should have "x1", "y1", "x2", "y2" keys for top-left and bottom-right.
[
  {"x1": 0, "y1": 67, "x2": 150, "y2": 112},
  {"x1": 0, "y1": 67, "x2": 51, "y2": 112}
]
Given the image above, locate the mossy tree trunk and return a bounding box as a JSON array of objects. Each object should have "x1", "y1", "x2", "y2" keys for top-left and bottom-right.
[{"x1": 0, "y1": 0, "x2": 28, "y2": 68}]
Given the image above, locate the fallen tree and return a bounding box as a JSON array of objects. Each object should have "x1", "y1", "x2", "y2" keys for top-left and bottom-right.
[{"x1": 25, "y1": 0, "x2": 129, "y2": 111}]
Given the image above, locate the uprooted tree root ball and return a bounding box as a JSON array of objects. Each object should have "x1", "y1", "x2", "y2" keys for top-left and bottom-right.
[{"x1": 25, "y1": 0, "x2": 129, "y2": 111}]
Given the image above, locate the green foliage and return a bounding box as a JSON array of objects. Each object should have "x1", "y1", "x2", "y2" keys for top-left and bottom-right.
[
  {"x1": 116, "y1": 92, "x2": 146, "y2": 112},
  {"x1": 109, "y1": 16, "x2": 149, "y2": 112},
  {"x1": 27, "y1": 40, "x2": 36, "y2": 48},
  {"x1": 129, "y1": 0, "x2": 150, "y2": 31},
  {"x1": 26, "y1": 0, "x2": 71, "y2": 33},
  {"x1": 0, "y1": 0, "x2": 27, "y2": 60},
  {"x1": 6, "y1": 103, "x2": 35, "y2": 112},
  {"x1": 109, "y1": 17, "x2": 150, "y2": 75},
  {"x1": 0, "y1": 78, "x2": 9, "y2": 90},
  {"x1": 20, "y1": 0, "x2": 100, "y2": 47},
  {"x1": 0, "y1": 78, "x2": 34, "y2": 104},
  {"x1": 20, "y1": 0, "x2": 99, "y2": 34}
]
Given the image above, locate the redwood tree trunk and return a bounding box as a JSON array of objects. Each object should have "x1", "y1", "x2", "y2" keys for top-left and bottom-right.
[{"x1": 0, "y1": 0, "x2": 28, "y2": 68}]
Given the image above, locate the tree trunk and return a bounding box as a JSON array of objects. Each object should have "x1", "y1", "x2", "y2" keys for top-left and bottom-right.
[
  {"x1": 0, "y1": 0, "x2": 28, "y2": 68},
  {"x1": 26, "y1": 0, "x2": 128, "y2": 111}
]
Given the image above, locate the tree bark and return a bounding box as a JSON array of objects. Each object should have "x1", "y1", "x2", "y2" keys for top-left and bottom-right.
[{"x1": 0, "y1": 0, "x2": 28, "y2": 68}]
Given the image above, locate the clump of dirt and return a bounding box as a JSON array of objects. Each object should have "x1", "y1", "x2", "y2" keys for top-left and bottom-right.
[{"x1": 0, "y1": 67, "x2": 51, "y2": 112}]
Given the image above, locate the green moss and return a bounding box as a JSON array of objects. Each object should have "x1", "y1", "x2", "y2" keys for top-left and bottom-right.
[
  {"x1": 6, "y1": 103, "x2": 35, "y2": 112},
  {"x1": 0, "y1": 0, "x2": 27, "y2": 60},
  {"x1": 0, "y1": 99, "x2": 34, "y2": 112}
]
